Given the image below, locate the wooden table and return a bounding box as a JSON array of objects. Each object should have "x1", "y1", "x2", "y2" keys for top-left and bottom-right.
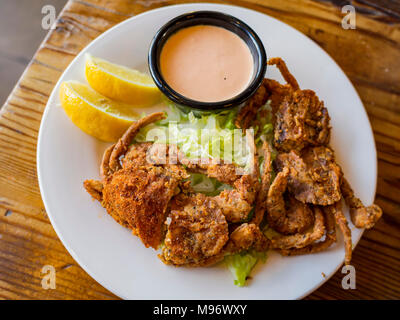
[{"x1": 0, "y1": 0, "x2": 399, "y2": 300}]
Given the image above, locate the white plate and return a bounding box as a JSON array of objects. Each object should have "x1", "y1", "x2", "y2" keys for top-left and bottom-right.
[{"x1": 37, "y1": 3, "x2": 377, "y2": 300}]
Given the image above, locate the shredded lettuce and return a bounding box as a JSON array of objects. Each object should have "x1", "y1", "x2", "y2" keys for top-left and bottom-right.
[
  {"x1": 134, "y1": 100, "x2": 270, "y2": 167},
  {"x1": 189, "y1": 173, "x2": 232, "y2": 196},
  {"x1": 225, "y1": 251, "x2": 267, "y2": 287}
]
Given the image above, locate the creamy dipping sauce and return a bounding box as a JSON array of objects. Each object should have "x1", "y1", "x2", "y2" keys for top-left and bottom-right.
[{"x1": 160, "y1": 25, "x2": 254, "y2": 102}]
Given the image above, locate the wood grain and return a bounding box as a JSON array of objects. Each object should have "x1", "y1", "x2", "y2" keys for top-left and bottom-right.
[{"x1": 0, "y1": 0, "x2": 399, "y2": 300}]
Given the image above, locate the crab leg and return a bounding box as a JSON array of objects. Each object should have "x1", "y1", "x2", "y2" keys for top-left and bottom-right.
[
  {"x1": 235, "y1": 58, "x2": 300, "y2": 130},
  {"x1": 341, "y1": 177, "x2": 382, "y2": 229},
  {"x1": 235, "y1": 79, "x2": 269, "y2": 129},
  {"x1": 83, "y1": 179, "x2": 103, "y2": 201},
  {"x1": 251, "y1": 141, "x2": 272, "y2": 225},
  {"x1": 268, "y1": 206, "x2": 325, "y2": 250},
  {"x1": 100, "y1": 144, "x2": 115, "y2": 180},
  {"x1": 279, "y1": 205, "x2": 337, "y2": 256},
  {"x1": 267, "y1": 57, "x2": 300, "y2": 90},
  {"x1": 331, "y1": 200, "x2": 352, "y2": 265},
  {"x1": 109, "y1": 112, "x2": 165, "y2": 172}
]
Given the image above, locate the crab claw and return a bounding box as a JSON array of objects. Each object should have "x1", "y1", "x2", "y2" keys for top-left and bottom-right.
[{"x1": 350, "y1": 204, "x2": 382, "y2": 229}]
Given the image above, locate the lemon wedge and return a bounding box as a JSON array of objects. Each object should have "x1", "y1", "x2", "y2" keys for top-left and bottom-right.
[
  {"x1": 85, "y1": 54, "x2": 160, "y2": 106},
  {"x1": 60, "y1": 80, "x2": 140, "y2": 142}
]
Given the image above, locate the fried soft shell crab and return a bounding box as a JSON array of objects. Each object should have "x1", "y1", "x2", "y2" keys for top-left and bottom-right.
[
  {"x1": 85, "y1": 112, "x2": 266, "y2": 266},
  {"x1": 84, "y1": 58, "x2": 382, "y2": 276}
]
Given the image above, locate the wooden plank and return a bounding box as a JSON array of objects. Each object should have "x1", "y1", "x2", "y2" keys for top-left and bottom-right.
[{"x1": 0, "y1": 0, "x2": 398, "y2": 300}]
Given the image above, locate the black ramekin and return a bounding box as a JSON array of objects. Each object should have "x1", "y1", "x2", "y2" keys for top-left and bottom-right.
[{"x1": 148, "y1": 11, "x2": 267, "y2": 112}]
